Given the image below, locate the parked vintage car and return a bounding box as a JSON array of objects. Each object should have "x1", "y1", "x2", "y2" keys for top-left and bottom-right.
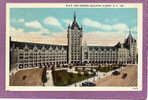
[
  {"x1": 112, "y1": 71, "x2": 120, "y2": 75},
  {"x1": 82, "y1": 82, "x2": 96, "y2": 86}
]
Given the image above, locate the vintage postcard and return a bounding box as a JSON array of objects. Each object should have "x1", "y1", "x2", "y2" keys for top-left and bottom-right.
[
  {"x1": 0, "y1": 0, "x2": 147, "y2": 99},
  {"x1": 5, "y1": 3, "x2": 143, "y2": 91}
]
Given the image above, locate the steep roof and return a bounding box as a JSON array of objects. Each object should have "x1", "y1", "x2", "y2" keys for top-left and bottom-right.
[
  {"x1": 70, "y1": 11, "x2": 81, "y2": 30},
  {"x1": 88, "y1": 46, "x2": 117, "y2": 51},
  {"x1": 10, "y1": 41, "x2": 67, "y2": 50},
  {"x1": 114, "y1": 42, "x2": 121, "y2": 48},
  {"x1": 123, "y1": 32, "x2": 136, "y2": 49}
]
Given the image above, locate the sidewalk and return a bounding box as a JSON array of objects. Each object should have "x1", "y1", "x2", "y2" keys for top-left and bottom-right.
[
  {"x1": 68, "y1": 67, "x2": 124, "y2": 87},
  {"x1": 44, "y1": 70, "x2": 54, "y2": 86},
  {"x1": 95, "y1": 65, "x2": 137, "y2": 86}
]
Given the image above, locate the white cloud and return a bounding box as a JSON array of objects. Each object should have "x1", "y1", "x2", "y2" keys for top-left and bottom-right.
[
  {"x1": 10, "y1": 17, "x2": 136, "y2": 46},
  {"x1": 11, "y1": 18, "x2": 25, "y2": 23},
  {"x1": 101, "y1": 24, "x2": 112, "y2": 31},
  {"x1": 48, "y1": 32, "x2": 67, "y2": 45},
  {"x1": 83, "y1": 18, "x2": 101, "y2": 28},
  {"x1": 43, "y1": 16, "x2": 65, "y2": 31},
  {"x1": 112, "y1": 24, "x2": 128, "y2": 31},
  {"x1": 63, "y1": 19, "x2": 72, "y2": 25},
  {"x1": 18, "y1": 19, "x2": 25, "y2": 22},
  {"x1": 10, "y1": 26, "x2": 48, "y2": 37},
  {"x1": 25, "y1": 21, "x2": 43, "y2": 29},
  {"x1": 44, "y1": 16, "x2": 61, "y2": 26},
  {"x1": 82, "y1": 18, "x2": 128, "y2": 31},
  {"x1": 40, "y1": 28, "x2": 49, "y2": 33},
  {"x1": 10, "y1": 26, "x2": 129, "y2": 46},
  {"x1": 104, "y1": 18, "x2": 118, "y2": 23},
  {"x1": 12, "y1": 19, "x2": 49, "y2": 33},
  {"x1": 131, "y1": 26, "x2": 137, "y2": 32},
  {"x1": 10, "y1": 27, "x2": 24, "y2": 37},
  {"x1": 83, "y1": 31, "x2": 126, "y2": 46},
  {"x1": 10, "y1": 26, "x2": 67, "y2": 45}
]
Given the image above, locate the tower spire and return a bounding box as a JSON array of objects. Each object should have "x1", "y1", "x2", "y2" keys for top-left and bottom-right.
[
  {"x1": 74, "y1": 10, "x2": 76, "y2": 23},
  {"x1": 129, "y1": 28, "x2": 132, "y2": 35},
  {"x1": 71, "y1": 10, "x2": 80, "y2": 29},
  {"x1": 129, "y1": 28, "x2": 131, "y2": 34},
  {"x1": 128, "y1": 28, "x2": 133, "y2": 39}
]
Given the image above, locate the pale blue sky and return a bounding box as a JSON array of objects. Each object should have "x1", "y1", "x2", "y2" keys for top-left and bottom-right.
[
  {"x1": 10, "y1": 8, "x2": 137, "y2": 33},
  {"x1": 10, "y1": 8, "x2": 137, "y2": 45}
]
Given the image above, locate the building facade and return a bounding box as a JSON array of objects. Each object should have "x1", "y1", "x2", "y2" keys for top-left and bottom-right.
[
  {"x1": 67, "y1": 11, "x2": 83, "y2": 65},
  {"x1": 10, "y1": 42, "x2": 67, "y2": 70},
  {"x1": 10, "y1": 12, "x2": 138, "y2": 71}
]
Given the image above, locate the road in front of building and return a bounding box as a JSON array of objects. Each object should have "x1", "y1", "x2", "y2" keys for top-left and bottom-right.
[
  {"x1": 10, "y1": 65, "x2": 137, "y2": 87},
  {"x1": 68, "y1": 66, "x2": 123, "y2": 87},
  {"x1": 95, "y1": 65, "x2": 137, "y2": 86},
  {"x1": 69, "y1": 65, "x2": 137, "y2": 87}
]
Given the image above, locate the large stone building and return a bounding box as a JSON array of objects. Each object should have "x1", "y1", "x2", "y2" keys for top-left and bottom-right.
[
  {"x1": 10, "y1": 12, "x2": 138, "y2": 71},
  {"x1": 67, "y1": 11, "x2": 83, "y2": 65}
]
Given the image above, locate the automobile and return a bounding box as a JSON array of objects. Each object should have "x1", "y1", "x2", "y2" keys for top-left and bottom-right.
[
  {"x1": 82, "y1": 82, "x2": 96, "y2": 86},
  {"x1": 112, "y1": 71, "x2": 120, "y2": 75},
  {"x1": 122, "y1": 73, "x2": 127, "y2": 79}
]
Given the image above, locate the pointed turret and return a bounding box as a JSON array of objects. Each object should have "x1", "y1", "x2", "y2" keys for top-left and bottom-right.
[
  {"x1": 114, "y1": 42, "x2": 121, "y2": 48},
  {"x1": 71, "y1": 11, "x2": 80, "y2": 30},
  {"x1": 68, "y1": 24, "x2": 70, "y2": 29},
  {"x1": 123, "y1": 28, "x2": 136, "y2": 49},
  {"x1": 80, "y1": 25, "x2": 83, "y2": 30},
  {"x1": 74, "y1": 10, "x2": 76, "y2": 24},
  {"x1": 128, "y1": 29, "x2": 133, "y2": 40}
]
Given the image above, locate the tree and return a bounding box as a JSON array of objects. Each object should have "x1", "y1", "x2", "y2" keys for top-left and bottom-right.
[
  {"x1": 69, "y1": 73, "x2": 74, "y2": 78},
  {"x1": 84, "y1": 70, "x2": 88, "y2": 76},
  {"x1": 42, "y1": 67, "x2": 47, "y2": 86},
  {"x1": 82, "y1": 67, "x2": 85, "y2": 71},
  {"x1": 51, "y1": 66, "x2": 55, "y2": 72},
  {"x1": 78, "y1": 72, "x2": 81, "y2": 76},
  {"x1": 69, "y1": 65, "x2": 73, "y2": 69}
]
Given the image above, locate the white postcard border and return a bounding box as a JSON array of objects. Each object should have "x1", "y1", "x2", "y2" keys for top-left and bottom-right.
[{"x1": 6, "y1": 3, "x2": 143, "y2": 91}]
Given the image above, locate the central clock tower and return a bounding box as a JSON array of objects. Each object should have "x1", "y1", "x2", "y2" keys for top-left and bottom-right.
[{"x1": 67, "y1": 11, "x2": 83, "y2": 65}]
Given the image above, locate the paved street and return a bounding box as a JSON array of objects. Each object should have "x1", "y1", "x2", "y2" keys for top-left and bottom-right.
[
  {"x1": 68, "y1": 66, "x2": 122, "y2": 87},
  {"x1": 44, "y1": 70, "x2": 54, "y2": 86},
  {"x1": 69, "y1": 65, "x2": 137, "y2": 87},
  {"x1": 10, "y1": 65, "x2": 137, "y2": 87},
  {"x1": 95, "y1": 65, "x2": 137, "y2": 86}
]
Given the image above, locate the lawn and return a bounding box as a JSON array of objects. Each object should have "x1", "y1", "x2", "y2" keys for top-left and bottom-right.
[
  {"x1": 75, "y1": 65, "x2": 120, "y2": 73},
  {"x1": 52, "y1": 70, "x2": 95, "y2": 86},
  {"x1": 97, "y1": 66, "x2": 120, "y2": 72},
  {"x1": 10, "y1": 68, "x2": 43, "y2": 86}
]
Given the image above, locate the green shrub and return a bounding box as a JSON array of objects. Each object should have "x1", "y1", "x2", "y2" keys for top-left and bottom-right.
[{"x1": 52, "y1": 70, "x2": 94, "y2": 86}]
